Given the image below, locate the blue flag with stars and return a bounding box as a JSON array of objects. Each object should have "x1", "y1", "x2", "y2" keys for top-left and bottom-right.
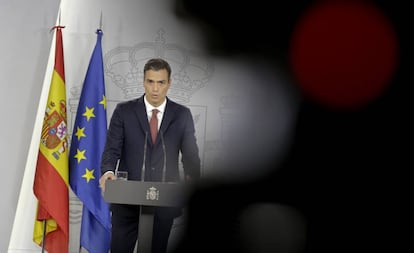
[{"x1": 69, "y1": 29, "x2": 111, "y2": 253}]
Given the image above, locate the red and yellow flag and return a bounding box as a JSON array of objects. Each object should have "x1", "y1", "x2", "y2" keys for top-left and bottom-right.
[{"x1": 33, "y1": 26, "x2": 69, "y2": 253}]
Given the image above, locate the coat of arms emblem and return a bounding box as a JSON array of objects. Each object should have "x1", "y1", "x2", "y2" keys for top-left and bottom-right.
[
  {"x1": 40, "y1": 100, "x2": 67, "y2": 160},
  {"x1": 146, "y1": 186, "x2": 159, "y2": 200}
]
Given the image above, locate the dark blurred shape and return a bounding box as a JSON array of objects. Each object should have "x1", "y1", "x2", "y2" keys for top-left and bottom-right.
[
  {"x1": 174, "y1": 0, "x2": 311, "y2": 60},
  {"x1": 238, "y1": 203, "x2": 306, "y2": 253},
  {"x1": 171, "y1": 0, "x2": 409, "y2": 252}
]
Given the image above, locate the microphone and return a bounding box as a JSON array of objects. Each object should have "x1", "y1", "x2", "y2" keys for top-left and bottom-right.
[
  {"x1": 160, "y1": 130, "x2": 167, "y2": 182},
  {"x1": 141, "y1": 131, "x2": 148, "y2": 182}
]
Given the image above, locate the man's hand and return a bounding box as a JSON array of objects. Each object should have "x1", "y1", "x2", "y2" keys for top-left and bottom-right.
[{"x1": 99, "y1": 172, "x2": 116, "y2": 193}]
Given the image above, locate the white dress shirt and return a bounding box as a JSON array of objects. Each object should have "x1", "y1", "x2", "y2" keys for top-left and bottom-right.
[{"x1": 144, "y1": 95, "x2": 166, "y2": 130}]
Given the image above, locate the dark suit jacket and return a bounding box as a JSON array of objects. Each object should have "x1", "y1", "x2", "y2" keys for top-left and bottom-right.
[{"x1": 101, "y1": 95, "x2": 201, "y2": 217}]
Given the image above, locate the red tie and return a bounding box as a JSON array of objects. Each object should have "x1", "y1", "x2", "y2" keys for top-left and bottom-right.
[{"x1": 150, "y1": 109, "x2": 159, "y2": 144}]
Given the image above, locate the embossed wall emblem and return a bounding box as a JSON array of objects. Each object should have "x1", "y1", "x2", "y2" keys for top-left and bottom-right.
[{"x1": 103, "y1": 29, "x2": 214, "y2": 103}]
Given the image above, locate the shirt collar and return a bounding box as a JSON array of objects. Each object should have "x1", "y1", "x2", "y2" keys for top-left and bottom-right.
[{"x1": 144, "y1": 95, "x2": 167, "y2": 114}]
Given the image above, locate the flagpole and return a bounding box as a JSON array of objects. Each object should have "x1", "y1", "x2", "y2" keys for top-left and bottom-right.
[
  {"x1": 99, "y1": 10, "x2": 103, "y2": 30},
  {"x1": 41, "y1": 220, "x2": 47, "y2": 253},
  {"x1": 40, "y1": 11, "x2": 59, "y2": 251}
]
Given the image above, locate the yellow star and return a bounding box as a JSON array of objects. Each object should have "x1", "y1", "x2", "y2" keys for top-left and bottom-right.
[
  {"x1": 82, "y1": 168, "x2": 95, "y2": 183},
  {"x1": 75, "y1": 126, "x2": 86, "y2": 141},
  {"x1": 99, "y1": 94, "x2": 107, "y2": 110},
  {"x1": 74, "y1": 148, "x2": 86, "y2": 163},
  {"x1": 83, "y1": 106, "x2": 95, "y2": 121}
]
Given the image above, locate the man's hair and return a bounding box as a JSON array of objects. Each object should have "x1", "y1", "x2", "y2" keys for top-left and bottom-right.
[{"x1": 143, "y1": 58, "x2": 172, "y2": 80}]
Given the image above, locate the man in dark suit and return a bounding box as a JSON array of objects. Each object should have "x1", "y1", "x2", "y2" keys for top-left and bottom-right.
[{"x1": 99, "y1": 58, "x2": 201, "y2": 253}]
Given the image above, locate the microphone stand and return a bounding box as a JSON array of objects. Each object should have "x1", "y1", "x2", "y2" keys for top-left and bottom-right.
[
  {"x1": 160, "y1": 131, "x2": 167, "y2": 182},
  {"x1": 141, "y1": 131, "x2": 148, "y2": 182}
]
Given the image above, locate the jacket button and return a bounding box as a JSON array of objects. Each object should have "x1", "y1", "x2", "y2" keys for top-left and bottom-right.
[{"x1": 151, "y1": 167, "x2": 155, "y2": 170}]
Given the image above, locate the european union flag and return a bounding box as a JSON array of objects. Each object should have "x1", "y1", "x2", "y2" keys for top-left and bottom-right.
[{"x1": 69, "y1": 29, "x2": 111, "y2": 253}]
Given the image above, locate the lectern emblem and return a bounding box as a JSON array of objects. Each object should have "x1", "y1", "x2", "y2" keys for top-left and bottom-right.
[{"x1": 146, "y1": 186, "x2": 159, "y2": 200}]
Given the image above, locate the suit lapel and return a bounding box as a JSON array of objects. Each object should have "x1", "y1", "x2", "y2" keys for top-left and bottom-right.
[
  {"x1": 133, "y1": 96, "x2": 152, "y2": 144},
  {"x1": 159, "y1": 98, "x2": 176, "y2": 137}
]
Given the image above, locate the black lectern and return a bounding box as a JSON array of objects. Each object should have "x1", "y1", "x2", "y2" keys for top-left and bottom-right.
[{"x1": 103, "y1": 180, "x2": 190, "y2": 253}]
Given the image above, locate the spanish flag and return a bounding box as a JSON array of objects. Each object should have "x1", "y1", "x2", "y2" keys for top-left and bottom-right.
[{"x1": 33, "y1": 26, "x2": 69, "y2": 253}]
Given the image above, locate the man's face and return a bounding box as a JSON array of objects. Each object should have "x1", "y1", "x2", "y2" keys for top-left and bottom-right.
[{"x1": 143, "y1": 69, "x2": 170, "y2": 107}]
